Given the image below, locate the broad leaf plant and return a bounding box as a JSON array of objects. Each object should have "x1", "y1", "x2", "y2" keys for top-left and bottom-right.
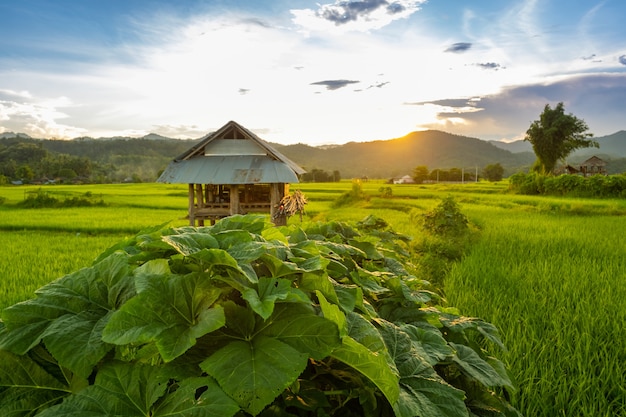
[{"x1": 0, "y1": 214, "x2": 520, "y2": 416}]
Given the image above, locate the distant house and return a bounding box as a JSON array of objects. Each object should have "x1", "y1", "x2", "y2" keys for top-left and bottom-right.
[
  {"x1": 392, "y1": 175, "x2": 415, "y2": 184},
  {"x1": 157, "y1": 120, "x2": 306, "y2": 226},
  {"x1": 564, "y1": 155, "x2": 607, "y2": 176}
]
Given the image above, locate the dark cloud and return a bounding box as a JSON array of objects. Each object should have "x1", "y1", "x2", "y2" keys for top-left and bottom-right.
[
  {"x1": 475, "y1": 62, "x2": 503, "y2": 70},
  {"x1": 407, "y1": 74, "x2": 626, "y2": 140},
  {"x1": 582, "y1": 54, "x2": 596, "y2": 60},
  {"x1": 619, "y1": 55, "x2": 626, "y2": 66},
  {"x1": 310, "y1": 79, "x2": 360, "y2": 90},
  {"x1": 318, "y1": 0, "x2": 406, "y2": 25},
  {"x1": 238, "y1": 88, "x2": 250, "y2": 95},
  {"x1": 445, "y1": 42, "x2": 472, "y2": 53}
]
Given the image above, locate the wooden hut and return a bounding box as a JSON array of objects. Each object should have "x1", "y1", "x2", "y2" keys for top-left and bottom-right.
[
  {"x1": 579, "y1": 156, "x2": 607, "y2": 176},
  {"x1": 157, "y1": 120, "x2": 305, "y2": 226}
]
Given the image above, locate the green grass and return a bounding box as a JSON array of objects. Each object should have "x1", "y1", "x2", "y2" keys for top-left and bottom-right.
[{"x1": 1, "y1": 181, "x2": 625, "y2": 416}]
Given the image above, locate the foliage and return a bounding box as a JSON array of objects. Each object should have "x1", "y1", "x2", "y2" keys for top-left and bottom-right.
[
  {"x1": 0, "y1": 214, "x2": 518, "y2": 417},
  {"x1": 482, "y1": 163, "x2": 504, "y2": 182},
  {"x1": 379, "y1": 186, "x2": 393, "y2": 198},
  {"x1": 422, "y1": 196, "x2": 469, "y2": 236},
  {"x1": 300, "y1": 168, "x2": 341, "y2": 182},
  {"x1": 412, "y1": 165, "x2": 429, "y2": 184},
  {"x1": 18, "y1": 189, "x2": 106, "y2": 208},
  {"x1": 524, "y1": 102, "x2": 597, "y2": 174},
  {"x1": 508, "y1": 172, "x2": 626, "y2": 198},
  {"x1": 332, "y1": 180, "x2": 370, "y2": 207}
]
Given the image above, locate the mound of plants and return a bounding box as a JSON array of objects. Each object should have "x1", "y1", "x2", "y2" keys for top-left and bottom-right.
[
  {"x1": 18, "y1": 189, "x2": 106, "y2": 208},
  {"x1": 508, "y1": 172, "x2": 626, "y2": 197},
  {"x1": 0, "y1": 214, "x2": 519, "y2": 416}
]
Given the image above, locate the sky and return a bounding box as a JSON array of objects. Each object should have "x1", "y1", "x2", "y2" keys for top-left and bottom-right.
[{"x1": 1, "y1": 0, "x2": 625, "y2": 145}]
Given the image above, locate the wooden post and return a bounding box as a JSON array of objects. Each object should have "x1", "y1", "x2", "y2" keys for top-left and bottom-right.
[
  {"x1": 188, "y1": 183, "x2": 195, "y2": 226},
  {"x1": 195, "y1": 184, "x2": 204, "y2": 226},
  {"x1": 270, "y1": 183, "x2": 286, "y2": 226},
  {"x1": 230, "y1": 185, "x2": 240, "y2": 215}
]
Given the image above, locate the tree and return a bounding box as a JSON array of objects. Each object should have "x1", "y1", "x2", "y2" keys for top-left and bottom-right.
[
  {"x1": 483, "y1": 163, "x2": 504, "y2": 181},
  {"x1": 525, "y1": 102, "x2": 597, "y2": 174},
  {"x1": 411, "y1": 165, "x2": 429, "y2": 184}
]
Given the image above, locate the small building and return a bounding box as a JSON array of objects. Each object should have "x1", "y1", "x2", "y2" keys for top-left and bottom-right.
[
  {"x1": 392, "y1": 175, "x2": 415, "y2": 184},
  {"x1": 157, "y1": 120, "x2": 305, "y2": 226},
  {"x1": 564, "y1": 156, "x2": 607, "y2": 177}
]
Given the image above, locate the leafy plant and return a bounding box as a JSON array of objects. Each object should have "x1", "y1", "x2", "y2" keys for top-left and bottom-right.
[
  {"x1": 0, "y1": 214, "x2": 518, "y2": 416},
  {"x1": 332, "y1": 180, "x2": 369, "y2": 207},
  {"x1": 422, "y1": 196, "x2": 469, "y2": 236}
]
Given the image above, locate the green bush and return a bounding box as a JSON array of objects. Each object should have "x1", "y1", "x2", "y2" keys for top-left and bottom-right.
[
  {"x1": 422, "y1": 196, "x2": 469, "y2": 236},
  {"x1": 509, "y1": 173, "x2": 626, "y2": 197},
  {"x1": 0, "y1": 214, "x2": 518, "y2": 417},
  {"x1": 332, "y1": 180, "x2": 370, "y2": 207}
]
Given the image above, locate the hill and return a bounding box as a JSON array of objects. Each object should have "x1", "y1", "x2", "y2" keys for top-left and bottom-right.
[{"x1": 2, "y1": 129, "x2": 625, "y2": 182}]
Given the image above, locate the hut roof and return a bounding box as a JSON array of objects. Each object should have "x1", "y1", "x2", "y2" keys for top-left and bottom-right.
[
  {"x1": 157, "y1": 120, "x2": 305, "y2": 184},
  {"x1": 581, "y1": 155, "x2": 606, "y2": 167}
]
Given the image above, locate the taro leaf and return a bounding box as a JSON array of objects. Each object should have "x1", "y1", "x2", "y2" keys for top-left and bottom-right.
[
  {"x1": 259, "y1": 253, "x2": 303, "y2": 278},
  {"x1": 377, "y1": 320, "x2": 467, "y2": 417},
  {"x1": 300, "y1": 271, "x2": 339, "y2": 304},
  {"x1": 161, "y1": 232, "x2": 219, "y2": 255},
  {"x1": 210, "y1": 214, "x2": 269, "y2": 235},
  {"x1": 334, "y1": 284, "x2": 364, "y2": 313},
  {"x1": 438, "y1": 314, "x2": 505, "y2": 350},
  {"x1": 0, "y1": 350, "x2": 70, "y2": 416},
  {"x1": 242, "y1": 277, "x2": 293, "y2": 320},
  {"x1": 450, "y1": 343, "x2": 513, "y2": 388},
  {"x1": 201, "y1": 336, "x2": 309, "y2": 416},
  {"x1": 42, "y1": 310, "x2": 114, "y2": 379},
  {"x1": 187, "y1": 248, "x2": 255, "y2": 284},
  {"x1": 395, "y1": 376, "x2": 469, "y2": 417},
  {"x1": 227, "y1": 241, "x2": 268, "y2": 264},
  {"x1": 36, "y1": 362, "x2": 168, "y2": 417},
  {"x1": 261, "y1": 303, "x2": 341, "y2": 360},
  {"x1": 398, "y1": 322, "x2": 454, "y2": 366},
  {"x1": 103, "y1": 268, "x2": 225, "y2": 362},
  {"x1": 346, "y1": 313, "x2": 387, "y2": 356},
  {"x1": 153, "y1": 376, "x2": 240, "y2": 417},
  {"x1": 213, "y1": 229, "x2": 254, "y2": 249},
  {"x1": 331, "y1": 336, "x2": 400, "y2": 408},
  {"x1": 0, "y1": 252, "x2": 132, "y2": 354},
  {"x1": 348, "y1": 239, "x2": 384, "y2": 260},
  {"x1": 316, "y1": 291, "x2": 347, "y2": 337}
]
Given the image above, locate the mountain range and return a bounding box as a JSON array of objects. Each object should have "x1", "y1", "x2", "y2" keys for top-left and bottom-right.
[{"x1": 2, "y1": 129, "x2": 625, "y2": 179}]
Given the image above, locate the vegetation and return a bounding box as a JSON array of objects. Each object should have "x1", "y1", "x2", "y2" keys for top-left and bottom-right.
[
  {"x1": 0, "y1": 214, "x2": 517, "y2": 416},
  {"x1": 1, "y1": 181, "x2": 625, "y2": 417},
  {"x1": 525, "y1": 102, "x2": 598, "y2": 174},
  {"x1": 482, "y1": 163, "x2": 504, "y2": 182},
  {"x1": 509, "y1": 172, "x2": 626, "y2": 197}
]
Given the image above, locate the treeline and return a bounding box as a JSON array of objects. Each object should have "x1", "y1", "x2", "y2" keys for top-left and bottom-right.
[
  {"x1": 409, "y1": 163, "x2": 504, "y2": 183},
  {"x1": 0, "y1": 137, "x2": 194, "y2": 184}
]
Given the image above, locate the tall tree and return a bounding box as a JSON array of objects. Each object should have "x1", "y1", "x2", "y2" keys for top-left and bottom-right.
[
  {"x1": 525, "y1": 102, "x2": 597, "y2": 174},
  {"x1": 411, "y1": 165, "x2": 429, "y2": 184}
]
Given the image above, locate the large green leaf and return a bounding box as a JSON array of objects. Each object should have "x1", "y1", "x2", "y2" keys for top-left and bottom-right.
[
  {"x1": 161, "y1": 232, "x2": 219, "y2": 255},
  {"x1": 201, "y1": 336, "x2": 308, "y2": 416},
  {"x1": 398, "y1": 322, "x2": 454, "y2": 366},
  {"x1": 451, "y1": 343, "x2": 513, "y2": 388},
  {"x1": 103, "y1": 268, "x2": 225, "y2": 362},
  {"x1": 42, "y1": 310, "x2": 114, "y2": 379},
  {"x1": 331, "y1": 336, "x2": 400, "y2": 408},
  {"x1": 377, "y1": 320, "x2": 467, "y2": 417},
  {"x1": 261, "y1": 303, "x2": 341, "y2": 360},
  {"x1": 242, "y1": 277, "x2": 308, "y2": 320},
  {"x1": 0, "y1": 350, "x2": 70, "y2": 417},
  {"x1": 37, "y1": 362, "x2": 168, "y2": 417}
]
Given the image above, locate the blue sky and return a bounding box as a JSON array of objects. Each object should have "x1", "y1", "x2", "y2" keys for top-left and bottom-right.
[{"x1": 1, "y1": 0, "x2": 625, "y2": 145}]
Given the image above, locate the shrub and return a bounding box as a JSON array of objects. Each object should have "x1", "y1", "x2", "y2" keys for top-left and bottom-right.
[
  {"x1": 0, "y1": 214, "x2": 518, "y2": 417},
  {"x1": 422, "y1": 195, "x2": 469, "y2": 236},
  {"x1": 332, "y1": 180, "x2": 369, "y2": 207}
]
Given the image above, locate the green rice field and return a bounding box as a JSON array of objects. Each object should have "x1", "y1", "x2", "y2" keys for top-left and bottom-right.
[{"x1": 1, "y1": 181, "x2": 625, "y2": 416}]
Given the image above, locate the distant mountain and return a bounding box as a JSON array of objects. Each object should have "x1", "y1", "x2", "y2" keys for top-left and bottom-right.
[
  {"x1": 274, "y1": 130, "x2": 536, "y2": 178},
  {"x1": 3, "y1": 129, "x2": 625, "y2": 179}
]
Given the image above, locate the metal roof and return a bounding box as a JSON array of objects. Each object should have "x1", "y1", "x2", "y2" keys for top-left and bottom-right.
[{"x1": 157, "y1": 155, "x2": 299, "y2": 184}]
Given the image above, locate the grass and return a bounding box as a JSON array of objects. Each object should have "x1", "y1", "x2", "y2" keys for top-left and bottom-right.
[{"x1": 1, "y1": 180, "x2": 625, "y2": 416}]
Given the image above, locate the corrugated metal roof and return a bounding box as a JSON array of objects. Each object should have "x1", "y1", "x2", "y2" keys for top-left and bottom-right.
[{"x1": 157, "y1": 155, "x2": 299, "y2": 184}]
